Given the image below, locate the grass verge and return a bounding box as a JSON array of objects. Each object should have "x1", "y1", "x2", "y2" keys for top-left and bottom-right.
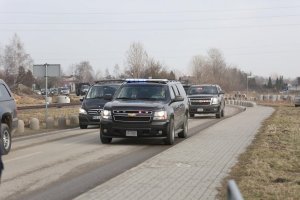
[{"x1": 218, "y1": 105, "x2": 300, "y2": 199}]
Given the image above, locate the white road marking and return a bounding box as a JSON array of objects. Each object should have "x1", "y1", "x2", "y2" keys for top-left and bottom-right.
[{"x1": 6, "y1": 152, "x2": 43, "y2": 163}]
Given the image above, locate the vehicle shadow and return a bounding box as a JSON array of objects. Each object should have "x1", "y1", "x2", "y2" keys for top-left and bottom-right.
[{"x1": 189, "y1": 114, "x2": 216, "y2": 119}]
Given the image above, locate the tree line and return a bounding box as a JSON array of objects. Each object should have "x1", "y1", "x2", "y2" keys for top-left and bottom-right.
[{"x1": 0, "y1": 34, "x2": 293, "y2": 93}]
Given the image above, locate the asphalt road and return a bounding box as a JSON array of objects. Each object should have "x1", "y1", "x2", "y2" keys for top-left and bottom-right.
[{"x1": 0, "y1": 106, "x2": 241, "y2": 200}]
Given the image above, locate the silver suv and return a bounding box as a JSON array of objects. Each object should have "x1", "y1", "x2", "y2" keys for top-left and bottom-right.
[
  {"x1": 187, "y1": 84, "x2": 225, "y2": 118},
  {"x1": 0, "y1": 79, "x2": 18, "y2": 154}
]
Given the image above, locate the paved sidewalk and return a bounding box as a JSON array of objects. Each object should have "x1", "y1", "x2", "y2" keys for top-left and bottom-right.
[{"x1": 75, "y1": 106, "x2": 274, "y2": 200}]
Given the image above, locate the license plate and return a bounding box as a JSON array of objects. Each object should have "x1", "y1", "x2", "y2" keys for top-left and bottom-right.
[
  {"x1": 126, "y1": 130, "x2": 137, "y2": 137},
  {"x1": 93, "y1": 116, "x2": 100, "y2": 120},
  {"x1": 197, "y1": 108, "x2": 204, "y2": 112}
]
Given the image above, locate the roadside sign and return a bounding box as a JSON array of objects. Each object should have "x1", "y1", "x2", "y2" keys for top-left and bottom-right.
[
  {"x1": 33, "y1": 64, "x2": 61, "y2": 77},
  {"x1": 32, "y1": 63, "x2": 61, "y2": 124}
]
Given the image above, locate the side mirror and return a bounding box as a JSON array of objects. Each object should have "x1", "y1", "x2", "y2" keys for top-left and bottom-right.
[
  {"x1": 104, "y1": 94, "x2": 113, "y2": 100},
  {"x1": 174, "y1": 95, "x2": 184, "y2": 102},
  {"x1": 219, "y1": 91, "x2": 225, "y2": 95},
  {"x1": 80, "y1": 96, "x2": 85, "y2": 102}
]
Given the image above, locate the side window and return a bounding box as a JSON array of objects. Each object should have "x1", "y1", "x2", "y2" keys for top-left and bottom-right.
[
  {"x1": 169, "y1": 86, "x2": 175, "y2": 99},
  {"x1": 217, "y1": 86, "x2": 222, "y2": 93},
  {"x1": 176, "y1": 83, "x2": 186, "y2": 97},
  {"x1": 0, "y1": 84, "x2": 12, "y2": 101},
  {"x1": 171, "y1": 85, "x2": 179, "y2": 96}
]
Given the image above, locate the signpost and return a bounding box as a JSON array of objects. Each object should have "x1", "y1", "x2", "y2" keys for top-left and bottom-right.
[
  {"x1": 33, "y1": 64, "x2": 61, "y2": 123},
  {"x1": 247, "y1": 75, "x2": 255, "y2": 99}
]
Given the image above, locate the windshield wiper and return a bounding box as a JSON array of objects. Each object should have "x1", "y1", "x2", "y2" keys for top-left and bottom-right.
[
  {"x1": 116, "y1": 97, "x2": 134, "y2": 100},
  {"x1": 88, "y1": 96, "x2": 103, "y2": 99},
  {"x1": 136, "y1": 97, "x2": 155, "y2": 100}
]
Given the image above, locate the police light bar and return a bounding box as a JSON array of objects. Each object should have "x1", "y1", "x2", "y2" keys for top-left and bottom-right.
[{"x1": 125, "y1": 79, "x2": 169, "y2": 83}]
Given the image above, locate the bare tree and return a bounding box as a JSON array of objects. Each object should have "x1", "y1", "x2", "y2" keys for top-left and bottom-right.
[
  {"x1": 105, "y1": 68, "x2": 112, "y2": 79},
  {"x1": 125, "y1": 42, "x2": 148, "y2": 78},
  {"x1": 190, "y1": 55, "x2": 207, "y2": 84},
  {"x1": 113, "y1": 64, "x2": 120, "y2": 79},
  {"x1": 144, "y1": 57, "x2": 163, "y2": 78},
  {"x1": 2, "y1": 34, "x2": 33, "y2": 86},
  {"x1": 74, "y1": 61, "x2": 94, "y2": 83},
  {"x1": 95, "y1": 69, "x2": 103, "y2": 80},
  {"x1": 207, "y1": 48, "x2": 226, "y2": 84}
]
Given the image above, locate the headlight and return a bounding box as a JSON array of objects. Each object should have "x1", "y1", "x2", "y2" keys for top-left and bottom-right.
[
  {"x1": 101, "y1": 109, "x2": 112, "y2": 119},
  {"x1": 211, "y1": 97, "x2": 219, "y2": 105},
  {"x1": 79, "y1": 108, "x2": 87, "y2": 114},
  {"x1": 153, "y1": 110, "x2": 167, "y2": 120}
]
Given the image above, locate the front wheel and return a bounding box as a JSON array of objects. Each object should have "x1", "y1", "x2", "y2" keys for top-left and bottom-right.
[
  {"x1": 164, "y1": 119, "x2": 175, "y2": 145},
  {"x1": 178, "y1": 115, "x2": 188, "y2": 138},
  {"x1": 1, "y1": 123, "x2": 11, "y2": 155},
  {"x1": 80, "y1": 124, "x2": 88, "y2": 129},
  {"x1": 221, "y1": 109, "x2": 225, "y2": 117},
  {"x1": 216, "y1": 107, "x2": 221, "y2": 118},
  {"x1": 100, "y1": 133, "x2": 112, "y2": 144}
]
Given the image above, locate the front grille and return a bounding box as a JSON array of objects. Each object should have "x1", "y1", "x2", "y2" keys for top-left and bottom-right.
[
  {"x1": 190, "y1": 98, "x2": 211, "y2": 105},
  {"x1": 88, "y1": 109, "x2": 102, "y2": 115},
  {"x1": 113, "y1": 110, "x2": 152, "y2": 122}
]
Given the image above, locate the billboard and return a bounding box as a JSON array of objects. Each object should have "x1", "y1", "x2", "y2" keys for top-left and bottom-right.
[{"x1": 33, "y1": 64, "x2": 61, "y2": 77}]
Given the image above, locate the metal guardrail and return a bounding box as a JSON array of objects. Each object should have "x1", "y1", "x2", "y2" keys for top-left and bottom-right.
[
  {"x1": 227, "y1": 180, "x2": 244, "y2": 200},
  {"x1": 17, "y1": 102, "x2": 81, "y2": 110}
]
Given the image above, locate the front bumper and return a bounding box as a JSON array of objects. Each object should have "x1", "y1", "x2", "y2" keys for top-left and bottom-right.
[
  {"x1": 79, "y1": 114, "x2": 101, "y2": 126},
  {"x1": 100, "y1": 119, "x2": 169, "y2": 138},
  {"x1": 189, "y1": 104, "x2": 220, "y2": 114}
]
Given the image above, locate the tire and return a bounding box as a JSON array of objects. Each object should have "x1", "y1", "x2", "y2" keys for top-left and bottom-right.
[
  {"x1": 189, "y1": 113, "x2": 194, "y2": 118},
  {"x1": 178, "y1": 115, "x2": 188, "y2": 138},
  {"x1": 164, "y1": 119, "x2": 175, "y2": 145},
  {"x1": 80, "y1": 124, "x2": 88, "y2": 129},
  {"x1": 221, "y1": 109, "x2": 225, "y2": 117},
  {"x1": 216, "y1": 110, "x2": 221, "y2": 119},
  {"x1": 100, "y1": 133, "x2": 112, "y2": 144},
  {"x1": 1, "y1": 123, "x2": 11, "y2": 155}
]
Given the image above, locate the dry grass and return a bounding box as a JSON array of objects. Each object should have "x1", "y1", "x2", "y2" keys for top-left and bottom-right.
[{"x1": 218, "y1": 105, "x2": 300, "y2": 199}]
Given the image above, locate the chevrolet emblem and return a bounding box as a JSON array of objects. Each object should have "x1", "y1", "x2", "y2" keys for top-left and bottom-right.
[{"x1": 128, "y1": 113, "x2": 136, "y2": 117}]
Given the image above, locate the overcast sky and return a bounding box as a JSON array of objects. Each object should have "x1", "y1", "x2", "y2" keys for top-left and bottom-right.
[{"x1": 1, "y1": 0, "x2": 300, "y2": 79}]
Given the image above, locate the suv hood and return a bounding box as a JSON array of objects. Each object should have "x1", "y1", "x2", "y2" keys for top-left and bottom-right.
[
  {"x1": 188, "y1": 94, "x2": 217, "y2": 99},
  {"x1": 82, "y1": 98, "x2": 107, "y2": 109},
  {"x1": 105, "y1": 100, "x2": 165, "y2": 110}
]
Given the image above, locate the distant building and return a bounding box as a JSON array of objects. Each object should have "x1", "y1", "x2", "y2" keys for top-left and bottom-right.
[{"x1": 61, "y1": 75, "x2": 76, "y2": 92}]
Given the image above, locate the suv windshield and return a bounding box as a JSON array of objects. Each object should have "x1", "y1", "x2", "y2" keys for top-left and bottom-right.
[
  {"x1": 116, "y1": 84, "x2": 168, "y2": 101},
  {"x1": 188, "y1": 86, "x2": 217, "y2": 95},
  {"x1": 86, "y1": 85, "x2": 119, "y2": 99}
]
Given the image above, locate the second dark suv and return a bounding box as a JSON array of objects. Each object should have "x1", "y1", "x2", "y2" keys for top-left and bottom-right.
[
  {"x1": 79, "y1": 80, "x2": 122, "y2": 129},
  {"x1": 187, "y1": 84, "x2": 225, "y2": 118},
  {"x1": 100, "y1": 79, "x2": 189, "y2": 145}
]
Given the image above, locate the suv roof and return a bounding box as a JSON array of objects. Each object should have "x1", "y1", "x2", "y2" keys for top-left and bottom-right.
[{"x1": 95, "y1": 79, "x2": 125, "y2": 84}]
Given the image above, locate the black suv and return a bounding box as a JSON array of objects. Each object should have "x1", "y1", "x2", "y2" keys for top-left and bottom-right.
[
  {"x1": 187, "y1": 84, "x2": 225, "y2": 118},
  {"x1": 79, "y1": 80, "x2": 122, "y2": 129},
  {"x1": 100, "y1": 79, "x2": 189, "y2": 145},
  {"x1": 0, "y1": 79, "x2": 18, "y2": 154}
]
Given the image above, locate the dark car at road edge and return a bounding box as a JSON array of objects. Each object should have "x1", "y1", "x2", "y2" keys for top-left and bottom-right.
[{"x1": 0, "y1": 79, "x2": 18, "y2": 154}]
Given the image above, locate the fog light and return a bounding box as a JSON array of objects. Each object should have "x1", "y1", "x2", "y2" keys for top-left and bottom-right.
[{"x1": 103, "y1": 129, "x2": 107, "y2": 133}]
